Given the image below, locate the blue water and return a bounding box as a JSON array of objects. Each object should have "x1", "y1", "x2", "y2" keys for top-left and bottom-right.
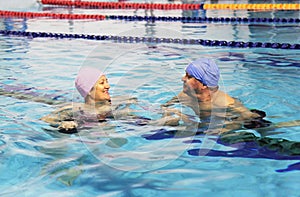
[{"x1": 0, "y1": 0, "x2": 300, "y2": 196}]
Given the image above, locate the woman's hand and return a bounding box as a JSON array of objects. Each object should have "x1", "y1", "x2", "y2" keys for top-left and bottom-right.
[{"x1": 58, "y1": 121, "x2": 78, "y2": 131}]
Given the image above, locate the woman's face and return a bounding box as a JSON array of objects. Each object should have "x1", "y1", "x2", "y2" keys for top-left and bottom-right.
[{"x1": 89, "y1": 75, "x2": 111, "y2": 102}]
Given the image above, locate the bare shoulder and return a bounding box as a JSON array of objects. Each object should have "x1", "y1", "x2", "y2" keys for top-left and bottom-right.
[
  {"x1": 212, "y1": 90, "x2": 235, "y2": 107},
  {"x1": 41, "y1": 103, "x2": 83, "y2": 122}
]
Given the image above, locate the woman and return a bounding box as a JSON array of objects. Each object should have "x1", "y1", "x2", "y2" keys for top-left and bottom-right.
[
  {"x1": 41, "y1": 66, "x2": 180, "y2": 133},
  {"x1": 41, "y1": 67, "x2": 129, "y2": 133}
]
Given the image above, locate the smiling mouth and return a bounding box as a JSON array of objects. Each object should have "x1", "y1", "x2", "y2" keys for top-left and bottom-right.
[{"x1": 102, "y1": 91, "x2": 110, "y2": 98}]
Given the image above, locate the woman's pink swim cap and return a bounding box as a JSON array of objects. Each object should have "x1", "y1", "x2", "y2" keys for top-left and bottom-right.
[{"x1": 75, "y1": 67, "x2": 103, "y2": 98}]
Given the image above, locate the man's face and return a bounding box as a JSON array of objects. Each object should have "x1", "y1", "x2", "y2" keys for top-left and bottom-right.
[{"x1": 181, "y1": 72, "x2": 206, "y2": 97}]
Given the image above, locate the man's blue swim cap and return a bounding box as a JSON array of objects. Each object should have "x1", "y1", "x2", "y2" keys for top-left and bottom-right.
[{"x1": 185, "y1": 58, "x2": 220, "y2": 88}]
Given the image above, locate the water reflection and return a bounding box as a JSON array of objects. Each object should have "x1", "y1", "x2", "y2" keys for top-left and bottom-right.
[{"x1": 0, "y1": 1, "x2": 300, "y2": 195}]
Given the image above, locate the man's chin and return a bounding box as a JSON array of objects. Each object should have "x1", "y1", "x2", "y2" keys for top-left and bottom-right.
[
  {"x1": 183, "y1": 89, "x2": 195, "y2": 97},
  {"x1": 183, "y1": 88, "x2": 190, "y2": 95}
]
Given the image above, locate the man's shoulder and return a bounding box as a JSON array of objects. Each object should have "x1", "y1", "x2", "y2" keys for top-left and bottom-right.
[{"x1": 213, "y1": 90, "x2": 235, "y2": 107}]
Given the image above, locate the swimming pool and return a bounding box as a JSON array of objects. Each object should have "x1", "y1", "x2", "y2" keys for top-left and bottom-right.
[{"x1": 0, "y1": 0, "x2": 300, "y2": 196}]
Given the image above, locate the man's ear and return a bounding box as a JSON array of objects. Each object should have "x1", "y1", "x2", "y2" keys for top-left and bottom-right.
[{"x1": 200, "y1": 84, "x2": 208, "y2": 90}]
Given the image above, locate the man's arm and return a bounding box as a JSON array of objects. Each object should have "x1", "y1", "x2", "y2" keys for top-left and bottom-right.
[{"x1": 160, "y1": 92, "x2": 201, "y2": 126}]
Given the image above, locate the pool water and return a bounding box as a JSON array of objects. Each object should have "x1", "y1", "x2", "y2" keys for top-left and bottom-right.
[{"x1": 0, "y1": 0, "x2": 300, "y2": 196}]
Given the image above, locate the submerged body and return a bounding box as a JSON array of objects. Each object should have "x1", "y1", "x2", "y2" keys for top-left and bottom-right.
[
  {"x1": 159, "y1": 58, "x2": 300, "y2": 155},
  {"x1": 41, "y1": 96, "x2": 181, "y2": 133},
  {"x1": 163, "y1": 58, "x2": 271, "y2": 134},
  {"x1": 164, "y1": 89, "x2": 272, "y2": 134}
]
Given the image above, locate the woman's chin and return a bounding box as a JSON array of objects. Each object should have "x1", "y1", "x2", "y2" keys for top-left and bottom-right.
[{"x1": 95, "y1": 96, "x2": 111, "y2": 103}]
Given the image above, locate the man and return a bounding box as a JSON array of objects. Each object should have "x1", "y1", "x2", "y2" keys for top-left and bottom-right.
[
  {"x1": 162, "y1": 58, "x2": 270, "y2": 134},
  {"x1": 159, "y1": 58, "x2": 300, "y2": 156},
  {"x1": 41, "y1": 66, "x2": 180, "y2": 133}
]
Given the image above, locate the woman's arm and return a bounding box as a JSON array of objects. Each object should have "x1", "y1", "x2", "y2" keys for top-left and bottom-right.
[{"x1": 41, "y1": 105, "x2": 78, "y2": 133}]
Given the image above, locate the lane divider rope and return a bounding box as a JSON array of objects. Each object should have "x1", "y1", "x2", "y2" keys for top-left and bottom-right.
[
  {"x1": 203, "y1": 3, "x2": 300, "y2": 10},
  {"x1": 1, "y1": 30, "x2": 299, "y2": 50},
  {"x1": 40, "y1": 0, "x2": 300, "y2": 10},
  {"x1": 1, "y1": 10, "x2": 300, "y2": 24},
  {"x1": 40, "y1": 0, "x2": 201, "y2": 10},
  {"x1": 0, "y1": 10, "x2": 106, "y2": 20}
]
